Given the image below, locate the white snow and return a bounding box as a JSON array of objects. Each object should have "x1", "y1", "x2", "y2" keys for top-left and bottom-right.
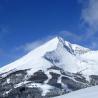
[
  {"x1": 55, "y1": 85, "x2": 98, "y2": 98},
  {"x1": 0, "y1": 36, "x2": 98, "y2": 79},
  {"x1": 6, "y1": 78, "x2": 10, "y2": 84},
  {"x1": 0, "y1": 37, "x2": 59, "y2": 74},
  {"x1": 44, "y1": 71, "x2": 52, "y2": 84},
  {"x1": 14, "y1": 81, "x2": 30, "y2": 88}
]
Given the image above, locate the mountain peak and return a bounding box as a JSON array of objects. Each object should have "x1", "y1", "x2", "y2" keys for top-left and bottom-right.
[
  {"x1": 0, "y1": 36, "x2": 63, "y2": 74},
  {"x1": 0, "y1": 36, "x2": 93, "y2": 76}
]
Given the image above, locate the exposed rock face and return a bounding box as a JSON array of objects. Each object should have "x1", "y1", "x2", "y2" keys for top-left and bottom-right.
[
  {"x1": 62, "y1": 76, "x2": 87, "y2": 91},
  {"x1": 28, "y1": 70, "x2": 48, "y2": 83},
  {"x1": 0, "y1": 66, "x2": 95, "y2": 98}
]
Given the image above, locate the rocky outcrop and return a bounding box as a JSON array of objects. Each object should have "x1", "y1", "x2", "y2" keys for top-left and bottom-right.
[
  {"x1": 28, "y1": 70, "x2": 48, "y2": 83},
  {"x1": 6, "y1": 87, "x2": 43, "y2": 98},
  {"x1": 0, "y1": 66, "x2": 95, "y2": 98}
]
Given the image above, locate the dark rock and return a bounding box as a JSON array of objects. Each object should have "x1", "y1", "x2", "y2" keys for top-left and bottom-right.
[
  {"x1": 47, "y1": 66, "x2": 62, "y2": 71},
  {"x1": 61, "y1": 76, "x2": 87, "y2": 91},
  {"x1": 48, "y1": 72, "x2": 60, "y2": 85},
  {"x1": 28, "y1": 70, "x2": 48, "y2": 83},
  {"x1": 6, "y1": 86, "x2": 43, "y2": 98}
]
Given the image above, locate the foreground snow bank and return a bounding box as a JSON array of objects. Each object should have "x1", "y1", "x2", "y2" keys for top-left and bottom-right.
[{"x1": 55, "y1": 85, "x2": 98, "y2": 98}]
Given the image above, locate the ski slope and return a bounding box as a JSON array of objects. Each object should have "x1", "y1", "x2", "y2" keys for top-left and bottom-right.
[{"x1": 55, "y1": 85, "x2": 98, "y2": 98}]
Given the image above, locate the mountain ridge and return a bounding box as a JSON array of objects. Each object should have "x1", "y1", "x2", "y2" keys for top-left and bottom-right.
[{"x1": 0, "y1": 36, "x2": 91, "y2": 75}]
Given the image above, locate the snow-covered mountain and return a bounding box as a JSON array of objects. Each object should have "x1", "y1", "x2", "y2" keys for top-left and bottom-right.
[
  {"x1": 1, "y1": 36, "x2": 98, "y2": 76},
  {"x1": 0, "y1": 36, "x2": 98, "y2": 98}
]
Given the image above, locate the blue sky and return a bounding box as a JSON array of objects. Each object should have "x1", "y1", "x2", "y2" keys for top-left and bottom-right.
[{"x1": 0, "y1": 0, "x2": 98, "y2": 66}]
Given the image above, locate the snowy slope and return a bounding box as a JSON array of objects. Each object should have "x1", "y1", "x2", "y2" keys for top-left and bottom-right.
[
  {"x1": 55, "y1": 85, "x2": 98, "y2": 98},
  {"x1": 0, "y1": 36, "x2": 98, "y2": 78},
  {"x1": 0, "y1": 37, "x2": 59, "y2": 74}
]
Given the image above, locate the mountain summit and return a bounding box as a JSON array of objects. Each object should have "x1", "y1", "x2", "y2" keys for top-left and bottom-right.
[
  {"x1": 0, "y1": 36, "x2": 98, "y2": 98},
  {"x1": 0, "y1": 36, "x2": 95, "y2": 75}
]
